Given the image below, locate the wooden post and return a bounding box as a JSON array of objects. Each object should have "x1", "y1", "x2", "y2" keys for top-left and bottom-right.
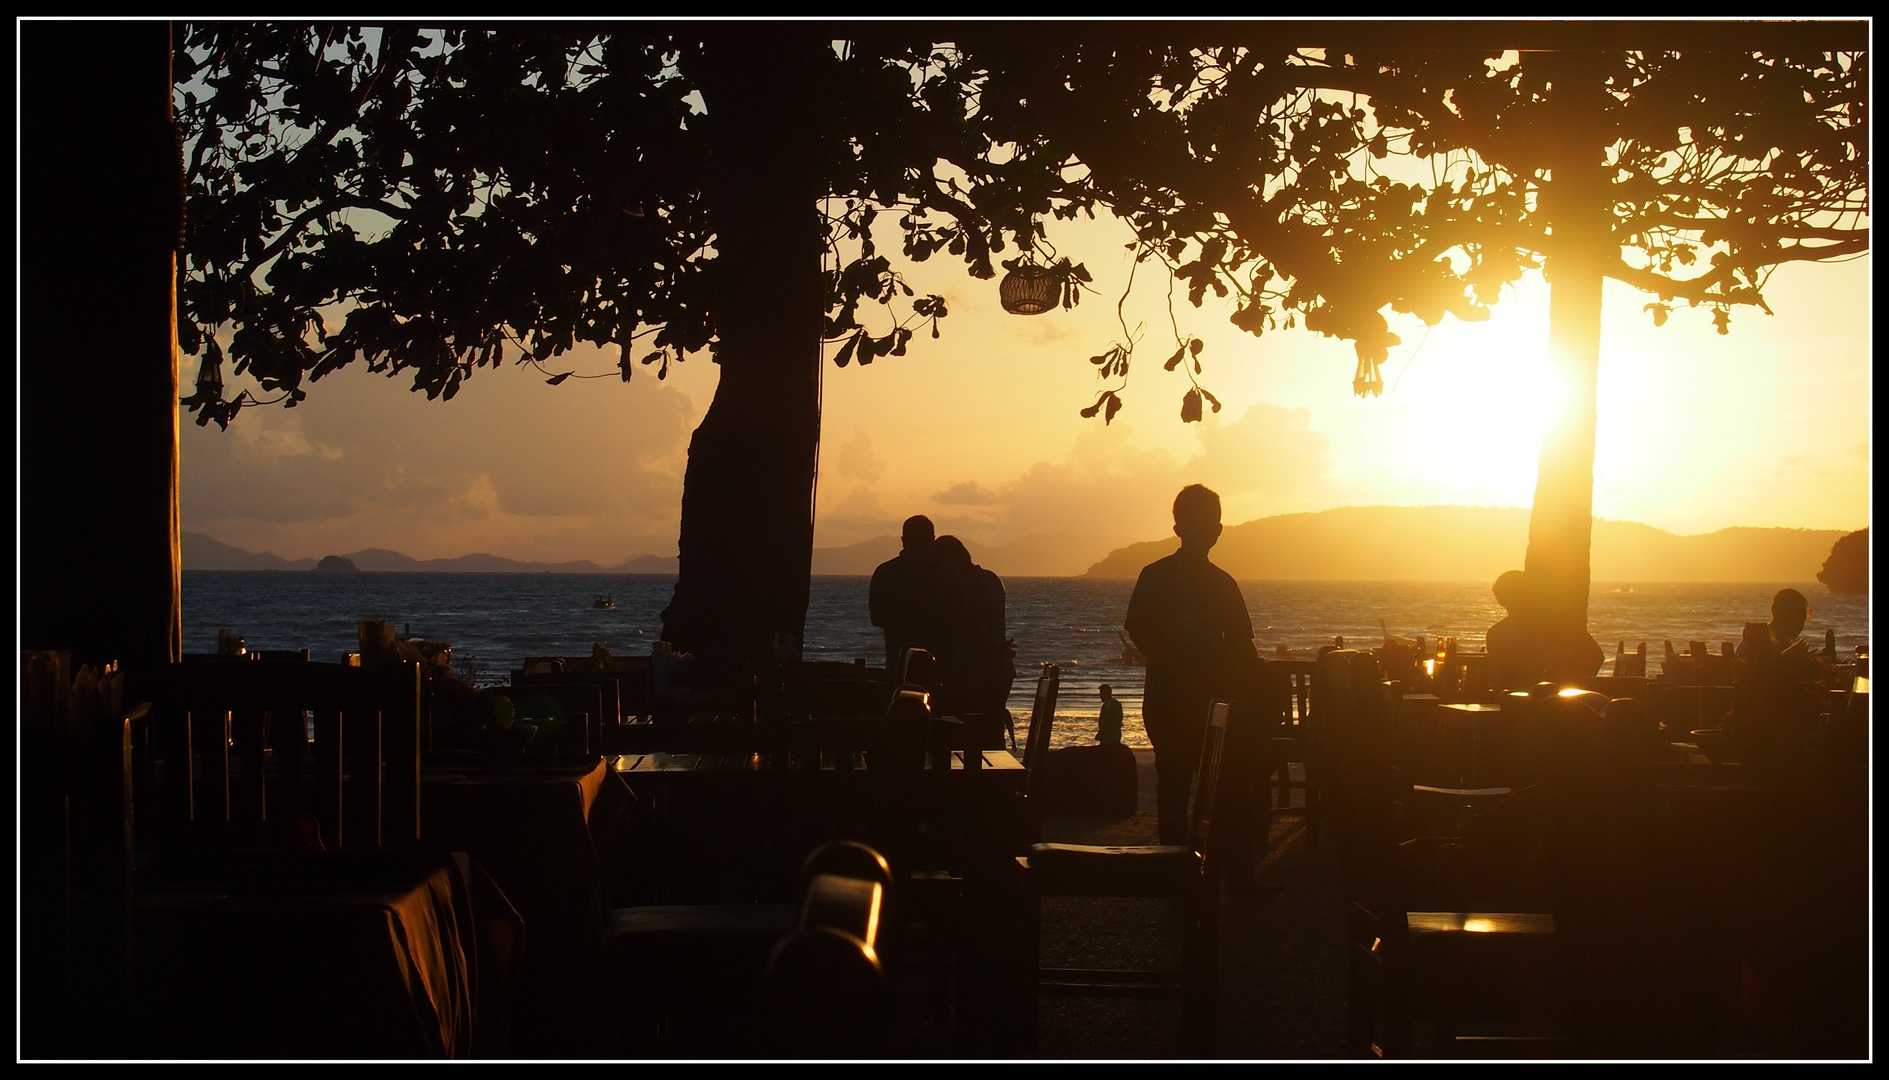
[{"x1": 20, "y1": 19, "x2": 183, "y2": 670}]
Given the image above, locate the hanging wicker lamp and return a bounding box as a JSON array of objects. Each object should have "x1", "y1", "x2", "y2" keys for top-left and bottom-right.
[{"x1": 999, "y1": 264, "x2": 1059, "y2": 315}]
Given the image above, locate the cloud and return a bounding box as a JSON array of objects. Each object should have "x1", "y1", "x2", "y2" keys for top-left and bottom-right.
[
  {"x1": 924, "y1": 403, "x2": 1342, "y2": 546},
  {"x1": 832, "y1": 426, "x2": 884, "y2": 484},
  {"x1": 933, "y1": 480, "x2": 1002, "y2": 505},
  {"x1": 817, "y1": 485, "x2": 901, "y2": 543},
  {"x1": 182, "y1": 350, "x2": 703, "y2": 562}
]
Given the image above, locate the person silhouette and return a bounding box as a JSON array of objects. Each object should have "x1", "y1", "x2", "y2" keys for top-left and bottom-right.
[
  {"x1": 1096, "y1": 683, "x2": 1124, "y2": 747},
  {"x1": 1125, "y1": 484, "x2": 1282, "y2": 866},
  {"x1": 869, "y1": 515, "x2": 965, "y2": 676},
  {"x1": 1737, "y1": 587, "x2": 1811, "y2": 661},
  {"x1": 932, "y1": 534, "x2": 1016, "y2": 722},
  {"x1": 1484, "y1": 569, "x2": 1542, "y2": 691}
]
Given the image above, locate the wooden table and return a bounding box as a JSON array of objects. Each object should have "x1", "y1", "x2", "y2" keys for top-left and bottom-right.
[
  {"x1": 613, "y1": 748, "x2": 1026, "y2": 904},
  {"x1": 127, "y1": 845, "x2": 507, "y2": 1059},
  {"x1": 421, "y1": 754, "x2": 635, "y2": 1056}
]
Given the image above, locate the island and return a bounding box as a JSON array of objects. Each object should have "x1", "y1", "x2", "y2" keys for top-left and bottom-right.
[
  {"x1": 314, "y1": 555, "x2": 360, "y2": 574},
  {"x1": 1816, "y1": 528, "x2": 1868, "y2": 594}
]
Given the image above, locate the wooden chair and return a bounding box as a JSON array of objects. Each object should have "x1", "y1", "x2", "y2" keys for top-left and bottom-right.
[
  {"x1": 1267, "y1": 658, "x2": 1323, "y2": 842},
  {"x1": 607, "y1": 840, "x2": 892, "y2": 1055},
  {"x1": 133, "y1": 659, "x2": 423, "y2": 856},
  {"x1": 1611, "y1": 641, "x2": 1647, "y2": 678},
  {"x1": 512, "y1": 669, "x2": 624, "y2": 750},
  {"x1": 754, "y1": 845, "x2": 894, "y2": 1057},
  {"x1": 489, "y1": 680, "x2": 605, "y2": 755},
  {"x1": 1015, "y1": 699, "x2": 1232, "y2": 1055},
  {"x1": 1333, "y1": 664, "x2": 1571, "y2": 1058}
]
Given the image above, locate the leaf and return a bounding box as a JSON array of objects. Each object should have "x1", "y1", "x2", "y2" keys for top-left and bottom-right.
[
  {"x1": 1164, "y1": 345, "x2": 1186, "y2": 371},
  {"x1": 1103, "y1": 391, "x2": 1122, "y2": 425},
  {"x1": 1189, "y1": 338, "x2": 1203, "y2": 356},
  {"x1": 1712, "y1": 308, "x2": 1730, "y2": 335},
  {"x1": 546, "y1": 371, "x2": 571, "y2": 386},
  {"x1": 641, "y1": 350, "x2": 664, "y2": 366},
  {"x1": 834, "y1": 332, "x2": 859, "y2": 368},
  {"x1": 1644, "y1": 302, "x2": 1671, "y2": 328},
  {"x1": 1202, "y1": 388, "x2": 1222, "y2": 413},
  {"x1": 1080, "y1": 393, "x2": 1104, "y2": 418},
  {"x1": 1180, "y1": 388, "x2": 1202, "y2": 423}
]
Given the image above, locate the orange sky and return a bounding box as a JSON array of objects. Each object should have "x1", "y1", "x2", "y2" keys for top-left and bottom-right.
[{"x1": 182, "y1": 207, "x2": 1871, "y2": 573}]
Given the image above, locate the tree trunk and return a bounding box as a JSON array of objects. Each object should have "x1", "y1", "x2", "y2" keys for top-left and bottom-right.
[
  {"x1": 20, "y1": 20, "x2": 182, "y2": 671},
  {"x1": 1524, "y1": 51, "x2": 1606, "y2": 670},
  {"x1": 659, "y1": 32, "x2": 825, "y2": 681}
]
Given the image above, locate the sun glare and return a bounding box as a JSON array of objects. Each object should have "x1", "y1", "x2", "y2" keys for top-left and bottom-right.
[{"x1": 1389, "y1": 312, "x2": 1560, "y2": 509}]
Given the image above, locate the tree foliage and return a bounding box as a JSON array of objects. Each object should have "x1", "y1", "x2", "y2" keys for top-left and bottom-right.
[{"x1": 178, "y1": 25, "x2": 1865, "y2": 429}]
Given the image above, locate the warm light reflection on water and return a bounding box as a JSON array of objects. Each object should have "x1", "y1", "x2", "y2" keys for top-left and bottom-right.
[{"x1": 184, "y1": 572, "x2": 1868, "y2": 751}]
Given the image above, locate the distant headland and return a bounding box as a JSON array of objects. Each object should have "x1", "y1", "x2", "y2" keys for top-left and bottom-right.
[{"x1": 184, "y1": 506, "x2": 1862, "y2": 583}]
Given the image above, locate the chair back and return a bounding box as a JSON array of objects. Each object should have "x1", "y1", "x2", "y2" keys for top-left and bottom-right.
[
  {"x1": 490, "y1": 681, "x2": 605, "y2": 755},
  {"x1": 1184, "y1": 700, "x2": 1233, "y2": 861},
  {"x1": 135, "y1": 659, "x2": 423, "y2": 854},
  {"x1": 1020, "y1": 664, "x2": 1060, "y2": 796},
  {"x1": 1612, "y1": 641, "x2": 1647, "y2": 678},
  {"x1": 1272, "y1": 659, "x2": 1316, "y2": 726},
  {"x1": 896, "y1": 646, "x2": 938, "y2": 693}
]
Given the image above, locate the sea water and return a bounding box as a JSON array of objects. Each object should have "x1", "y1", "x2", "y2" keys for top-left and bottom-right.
[{"x1": 183, "y1": 571, "x2": 1869, "y2": 750}]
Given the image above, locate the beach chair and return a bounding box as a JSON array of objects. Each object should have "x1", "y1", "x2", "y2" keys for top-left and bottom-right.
[{"x1": 1014, "y1": 698, "x2": 1232, "y2": 1056}]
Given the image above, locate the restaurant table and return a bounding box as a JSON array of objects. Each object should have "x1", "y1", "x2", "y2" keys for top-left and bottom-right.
[
  {"x1": 127, "y1": 843, "x2": 517, "y2": 1059},
  {"x1": 613, "y1": 747, "x2": 1025, "y2": 898},
  {"x1": 1645, "y1": 765, "x2": 1867, "y2": 1057},
  {"x1": 420, "y1": 754, "x2": 635, "y2": 1057}
]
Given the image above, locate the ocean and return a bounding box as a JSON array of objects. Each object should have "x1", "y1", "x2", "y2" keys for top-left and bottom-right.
[{"x1": 183, "y1": 572, "x2": 1868, "y2": 750}]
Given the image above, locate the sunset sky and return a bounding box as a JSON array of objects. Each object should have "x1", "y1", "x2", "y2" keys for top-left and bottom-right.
[{"x1": 182, "y1": 202, "x2": 1872, "y2": 574}]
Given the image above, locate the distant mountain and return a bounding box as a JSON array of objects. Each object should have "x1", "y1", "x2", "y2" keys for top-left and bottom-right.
[
  {"x1": 182, "y1": 532, "x2": 317, "y2": 571},
  {"x1": 812, "y1": 536, "x2": 902, "y2": 575},
  {"x1": 314, "y1": 555, "x2": 359, "y2": 573},
  {"x1": 613, "y1": 554, "x2": 680, "y2": 574},
  {"x1": 183, "y1": 532, "x2": 674, "y2": 574},
  {"x1": 809, "y1": 533, "x2": 1133, "y2": 577},
  {"x1": 1083, "y1": 506, "x2": 1852, "y2": 583}
]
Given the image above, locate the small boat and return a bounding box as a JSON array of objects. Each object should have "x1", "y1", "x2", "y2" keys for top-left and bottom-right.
[{"x1": 592, "y1": 594, "x2": 616, "y2": 610}]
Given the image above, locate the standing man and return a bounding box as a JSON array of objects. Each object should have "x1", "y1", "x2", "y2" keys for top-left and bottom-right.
[
  {"x1": 869, "y1": 515, "x2": 964, "y2": 675},
  {"x1": 1096, "y1": 684, "x2": 1124, "y2": 747},
  {"x1": 1126, "y1": 485, "x2": 1274, "y2": 855}
]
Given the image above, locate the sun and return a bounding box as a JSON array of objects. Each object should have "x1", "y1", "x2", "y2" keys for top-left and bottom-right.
[{"x1": 1389, "y1": 309, "x2": 1563, "y2": 510}]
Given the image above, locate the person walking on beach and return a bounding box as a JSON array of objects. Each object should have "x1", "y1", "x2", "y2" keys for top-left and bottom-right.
[
  {"x1": 1125, "y1": 485, "x2": 1284, "y2": 881},
  {"x1": 869, "y1": 515, "x2": 965, "y2": 674},
  {"x1": 1097, "y1": 683, "x2": 1124, "y2": 747}
]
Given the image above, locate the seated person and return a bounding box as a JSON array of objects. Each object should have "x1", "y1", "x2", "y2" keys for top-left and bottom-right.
[
  {"x1": 1737, "y1": 587, "x2": 1812, "y2": 662},
  {"x1": 1484, "y1": 570, "x2": 1543, "y2": 690}
]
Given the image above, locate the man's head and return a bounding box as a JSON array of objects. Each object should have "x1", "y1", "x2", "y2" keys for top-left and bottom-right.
[
  {"x1": 901, "y1": 515, "x2": 935, "y2": 551},
  {"x1": 1492, "y1": 570, "x2": 1530, "y2": 613},
  {"x1": 1172, "y1": 484, "x2": 1223, "y2": 553},
  {"x1": 1771, "y1": 587, "x2": 1810, "y2": 639},
  {"x1": 1099, "y1": 683, "x2": 1113, "y2": 701}
]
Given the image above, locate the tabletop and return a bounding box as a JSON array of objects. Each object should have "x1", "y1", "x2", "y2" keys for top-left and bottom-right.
[{"x1": 128, "y1": 844, "x2": 490, "y2": 1059}]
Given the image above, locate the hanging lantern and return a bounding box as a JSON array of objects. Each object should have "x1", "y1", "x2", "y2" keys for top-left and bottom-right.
[
  {"x1": 194, "y1": 349, "x2": 224, "y2": 400},
  {"x1": 1352, "y1": 356, "x2": 1383, "y2": 397},
  {"x1": 999, "y1": 264, "x2": 1059, "y2": 315}
]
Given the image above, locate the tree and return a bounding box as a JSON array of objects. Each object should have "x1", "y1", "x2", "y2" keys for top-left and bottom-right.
[
  {"x1": 958, "y1": 22, "x2": 1865, "y2": 653},
  {"x1": 173, "y1": 24, "x2": 1101, "y2": 676},
  {"x1": 176, "y1": 21, "x2": 1867, "y2": 674}
]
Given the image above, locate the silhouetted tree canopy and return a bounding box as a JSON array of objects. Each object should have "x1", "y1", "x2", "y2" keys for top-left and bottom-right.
[
  {"x1": 178, "y1": 25, "x2": 1865, "y2": 423},
  {"x1": 174, "y1": 22, "x2": 1867, "y2": 658}
]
